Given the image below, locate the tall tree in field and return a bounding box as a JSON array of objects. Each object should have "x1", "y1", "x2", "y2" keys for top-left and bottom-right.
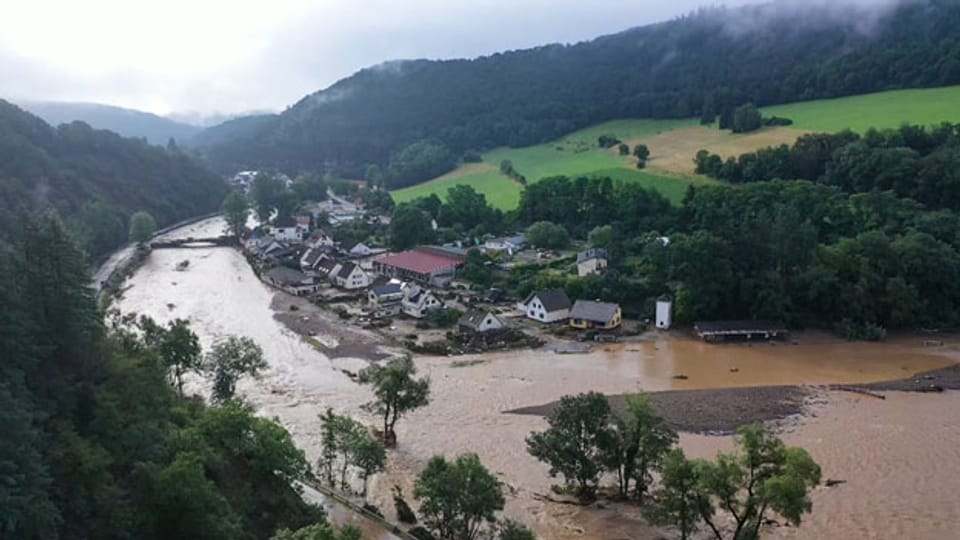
[
  {"x1": 204, "y1": 337, "x2": 268, "y2": 403},
  {"x1": 358, "y1": 355, "x2": 430, "y2": 445},
  {"x1": 526, "y1": 392, "x2": 612, "y2": 499},
  {"x1": 222, "y1": 190, "x2": 250, "y2": 240},
  {"x1": 731, "y1": 103, "x2": 763, "y2": 134},
  {"x1": 128, "y1": 211, "x2": 156, "y2": 244},
  {"x1": 413, "y1": 453, "x2": 504, "y2": 540}
]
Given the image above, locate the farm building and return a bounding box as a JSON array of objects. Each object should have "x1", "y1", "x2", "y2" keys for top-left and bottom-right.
[
  {"x1": 569, "y1": 300, "x2": 622, "y2": 330},
  {"x1": 458, "y1": 309, "x2": 506, "y2": 334},
  {"x1": 484, "y1": 234, "x2": 526, "y2": 254},
  {"x1": 694, "y1": 321, "x2": 789, "y2": 342},
  {"x1": 518, "y1": 289, "x2": 572, "y2": 323},
  {"x1": 576, "y1": 248, "x2": 608, "y2": 277},
  {"x1": 373, "y1": 247, "x2": 465, "y2": 286}
]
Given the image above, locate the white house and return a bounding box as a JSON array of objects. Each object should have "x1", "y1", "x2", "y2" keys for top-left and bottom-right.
[
  {"x1": 306, "y1": 229, "x2": 335, "y2": 249},
  {"x1": 656, "y1": 299, "x2": 672, "y2": 330},
  {"x1": 484, "y1": 234, "x2": 526, "y2": 254},
  {"x1": 346, "y1": 242, "x2": 375, "y2": 258},
  {"x1": 330, "y1": 262, "x2": 371, "y2": 290},
  {"x1": 300, "y1": 247, "x2": 331, "y2": 274},
  {"x1": 272, "y1": 216, "x2": 305, "y2": 243},
  {"x1": 458, "y1": 309, "x2": 505, "y2": 334},
  {"x1": 401, "y1": 285, "x2": 443, "y2": 319},
  {"x1": 517, "y1": 289, "x2": 572, "y2": 323},
  {"x1": 576, "y1": 248, "x2": 608, "y2": 277}
]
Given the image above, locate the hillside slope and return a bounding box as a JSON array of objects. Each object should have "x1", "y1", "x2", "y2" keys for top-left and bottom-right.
[
  {"x1": 196, "y1": 0, "x2": 960, "y2": 179},
  {"x1": 0, "y1": 100, "x2": 228, "y2": 258},
  {"x1": 18, "y1": 101, "x2": 201, "y2": 145}
]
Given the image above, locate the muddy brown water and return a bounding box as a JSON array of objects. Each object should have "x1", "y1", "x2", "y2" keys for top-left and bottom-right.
[{"x1": 110, "y1": 217, "x2": 960, "y2": 540}]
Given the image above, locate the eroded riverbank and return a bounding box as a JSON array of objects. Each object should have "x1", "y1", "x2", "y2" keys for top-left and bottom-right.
[{"x1": 108, "y1": 216, "x2": 960, "y2": 540}]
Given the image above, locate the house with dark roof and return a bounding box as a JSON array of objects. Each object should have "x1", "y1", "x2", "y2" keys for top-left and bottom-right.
[
  {"x1": 569, "y1": 300, "x2": 622, "y2": 330},
  {"x1": 266, "y1": 267, "x2": 319, "y2": 296},
  {"x1": 329, "y1": 261, "x2": 371, "y2": 290},
  {"x1": 373, "y1": 247, "x2": 465, "y2": 286},
  {"x1": 576, "y1": 248, "x2": 608, "y2": 277},
  {"x1": 305, "y1": 229, "x2": 335, "y2": 249},
  {"x1": 401, "y1": 286, "x2": 443, "y2": 319},
  {"x1": 517, "y1": 289, "x2": 572, "y2": 323},
  {"x1": 458, "y1": 309, "x2": 505, "y2": 334},
  {"x1": 300, "y1": 246, "x2": 333, "y2": 274},
  {"x1": 367, "y1": 283, "x2": 405, "y2": 316},
  {"x1": 272, "y1": 216, "x2": 305, "y2": 243}
]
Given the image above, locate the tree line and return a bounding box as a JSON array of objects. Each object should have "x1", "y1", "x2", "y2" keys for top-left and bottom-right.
[{"x1": 0, "y1": 100, "x2": 228, "y2": 260}]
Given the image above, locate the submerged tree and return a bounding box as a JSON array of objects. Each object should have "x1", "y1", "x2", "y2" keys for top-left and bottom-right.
[
  {"x1": 647, "y1": 424, "x2": 821, "y2": 540},
  {"x1": 358, "y1": 355, "x2": 430, "y2": 445},
  {"x1": 204, "y1": 336, "x2": 267, "y2": 403},
  {"x1": 150, "y1": 317, "x2": 203, "y2": 396},
  {"x1": 414, "y1": 453, "x2": 504, "y2": 540},
  {"x1": 603, "y1": 394, "x2": 677, "y2": 501},
  {"x1": 526, "y1": 392, "x2": 611, "y2": 499}
]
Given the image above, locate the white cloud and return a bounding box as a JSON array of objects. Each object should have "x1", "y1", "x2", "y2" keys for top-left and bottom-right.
[{"x1": 0, "y1": 0, "x2": 889, "y2": 115}]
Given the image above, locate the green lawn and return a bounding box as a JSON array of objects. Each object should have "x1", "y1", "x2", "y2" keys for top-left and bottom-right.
[
  {"x1": 391, "y1": 168, "x2": 521, "y2": 210},
  {"x1": 762, "y1": 86, "x2": 960, "y2": 133}
]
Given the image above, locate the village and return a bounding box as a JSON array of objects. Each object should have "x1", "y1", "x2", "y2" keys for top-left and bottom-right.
[{"x1": 237, "y1": 187, "x2": 663, "y2": 356}]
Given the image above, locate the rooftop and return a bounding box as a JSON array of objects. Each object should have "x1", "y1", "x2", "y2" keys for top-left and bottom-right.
[
  {"x1": 375, "y1": 248, "x2": 464, "y2": 275},
  {"x1": 694, "y1": 321, "x2": 788, "y2": 334},
  {"x1": 459, "y1": 309, "x2": 500, "y2": 330},
  {"x1": 525, "y1": 288, "x2": 572, "y2": 312},
  {"x1": 569, "y1": 300, "x2": 619, "y2": 323},
  {"x1": 577, "y1": 248, "x2": 608, "y2": 263},
  {"x1": 267, "y1": 266, "x2": 310, "y2": 285}
]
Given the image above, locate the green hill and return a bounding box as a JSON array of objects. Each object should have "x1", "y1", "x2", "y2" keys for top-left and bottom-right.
[{"x1": 394, "y1": 85, "x2": 960, "y2": 209}]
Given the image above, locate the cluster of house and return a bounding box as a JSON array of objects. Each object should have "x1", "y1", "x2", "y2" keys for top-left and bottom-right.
[
  {"x1": 516, "y1": 288, "x2": 622, "y2": 330},
  {"x1": 247, "y1": 221, "x2": 471, "y2": 320}
]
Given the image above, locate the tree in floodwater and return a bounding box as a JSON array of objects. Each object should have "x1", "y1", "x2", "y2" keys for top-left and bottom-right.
[
  {"x1": 222, "y1": 190, "x2": 250, "y2": 240},
  {"x1": 413, "y1": 453, "x2": 504, "y2": 540},
  {"x1": 129, "y1": 211, "x2": 156, "y2": 245},
  {"x1": 204, "y1": 336, "x2": 267, "y2": 403},
  {"x1": 358, "y1": 355, "x2": 430, "y2": 446},
  {"x1": 139, "y1": 316, "x2": 202, "y2": 396},
  {"x1": 647, "y1": 424, "x2": 821, "y2": 540},
  {"x1": 317, "y1": 409, "x2": 386, "y2": 496},
  {"x1": 603, "y1": 393, "x2": 677, "y2": 501}
]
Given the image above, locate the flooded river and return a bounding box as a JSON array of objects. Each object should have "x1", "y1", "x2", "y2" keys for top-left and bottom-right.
[{"x1": 111, "y1": 217, "x2": 960, "y2": 540}]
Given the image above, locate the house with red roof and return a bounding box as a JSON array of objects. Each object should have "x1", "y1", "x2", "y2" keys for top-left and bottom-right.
[{"x1": 373, "y1": 246, "x2": 465, "y2": 287}]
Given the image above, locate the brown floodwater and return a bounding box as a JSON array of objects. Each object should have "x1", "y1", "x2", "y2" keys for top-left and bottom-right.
[{"x1": 110, "y1": 217, "x2": 960, "y2": 540}]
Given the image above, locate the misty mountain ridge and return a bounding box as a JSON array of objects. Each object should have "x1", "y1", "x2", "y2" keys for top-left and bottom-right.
[
  {"x1": 16, "y1": 100, "x2": 203, "y2": 145},
  {"x1": 193, "y1": 0, "x2": 960, "y2": 183}
]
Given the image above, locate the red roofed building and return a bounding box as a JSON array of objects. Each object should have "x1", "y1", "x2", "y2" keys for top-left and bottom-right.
[{"x1": 373, "y1": 246, "x2": 466, "y2": 286}]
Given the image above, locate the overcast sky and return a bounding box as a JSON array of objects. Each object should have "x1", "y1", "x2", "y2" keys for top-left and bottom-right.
[{"x1": 0, "y1": 0, "x2": 787, "y2": 117}]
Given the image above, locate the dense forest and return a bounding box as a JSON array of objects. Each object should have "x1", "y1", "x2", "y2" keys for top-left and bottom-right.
[
  {"x1": 0, "y1": 214, "x2": 356, "y2": 540},
  {"x1": 0, "y1": 100, "x2": 228, "y2": 259},
  {"x1": 195, "y1": 0, "x2": 960, "y2": 184},
  {"x1": 17, "y1": 101, "x2": 201, "y2": 146}
]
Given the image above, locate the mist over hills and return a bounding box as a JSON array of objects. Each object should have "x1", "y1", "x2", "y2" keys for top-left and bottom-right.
[
  {"x1": 191, "y1": 0, "x2": 960, "y2": 182},
  {"x1": 16, "y1": 101, "x2": 203, "y2": 145}
]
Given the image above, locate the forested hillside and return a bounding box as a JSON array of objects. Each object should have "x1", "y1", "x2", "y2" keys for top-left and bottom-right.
[
  {"x1": 0, "y1": 100, "x2": 228, "y2": 259},
  {"x1": 0, "y1": 214, "x2": 354, "y2": 540},
  {"x1": 196, "y1": 0, "x2": 960, "y2": 183}
]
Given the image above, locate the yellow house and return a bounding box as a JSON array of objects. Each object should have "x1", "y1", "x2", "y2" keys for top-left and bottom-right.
[{"x1": 569, "y1": 300, "x2": 622, "y2": 330}]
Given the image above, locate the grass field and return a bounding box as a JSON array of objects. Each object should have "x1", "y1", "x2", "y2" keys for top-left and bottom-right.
[
  {"x1": 390, "y1": 163, "x2": 521, "y2": 209},
  {"x1": 761, "y1": 86, "x2": 960, "y2": 133},
  {"x1": 392, "y1": 85, "x2": 960, "y2": 210}
]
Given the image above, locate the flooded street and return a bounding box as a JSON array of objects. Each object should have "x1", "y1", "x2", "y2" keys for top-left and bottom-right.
[{"x1": 110, "y1": 217, "x2": 960, "y2": 540}]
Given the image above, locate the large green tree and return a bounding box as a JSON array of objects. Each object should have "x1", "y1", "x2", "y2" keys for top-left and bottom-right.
[
  {"x1": 222, "y1": 190, "x2": 250, "y2": 240},
  {"x1": 129, "y1": 211, "x2": 157, "y2": 244},
  {"x1": 526, "y1": 392, "x2": 611, "y2": 499},
  {"x1": 358, "y1": 355, "x2": 430, "y2": 445},
  {"x1": 604, "y1": 394, "x2": 677, "y2": 501},
  {"x1": 414, "y1": 453, "x2": 505, "y2": 540},
  {"x1": 389, "y1": 203, "x2": 436, "y2": 250},
  {"x1": 204, "y1": 336, "x2": 268, "y2": 403},
  {"x1": 251, "y1": 173, "x2": 288, "y2": 222}
]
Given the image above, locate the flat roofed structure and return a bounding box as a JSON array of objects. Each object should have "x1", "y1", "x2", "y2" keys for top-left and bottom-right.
[{"x1": 694, "y1": 321, "x2": 788, "y2": 342}]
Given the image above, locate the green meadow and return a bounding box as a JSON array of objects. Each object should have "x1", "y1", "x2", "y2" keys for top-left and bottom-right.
[
  {"x1": 391, "y1": 85, "x2": 960, "y2": 210},
  {"x1": 761, "y1": 85, "x2": 960, "y2": 133}
]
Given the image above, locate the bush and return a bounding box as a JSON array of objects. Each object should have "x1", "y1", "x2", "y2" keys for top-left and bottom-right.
[
  {"x1": 837, "y1": 319, "x2": 887, "y2": 341},
  {"x1": 463, "y1": 150, "x2": 483, "y2": 163}
]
